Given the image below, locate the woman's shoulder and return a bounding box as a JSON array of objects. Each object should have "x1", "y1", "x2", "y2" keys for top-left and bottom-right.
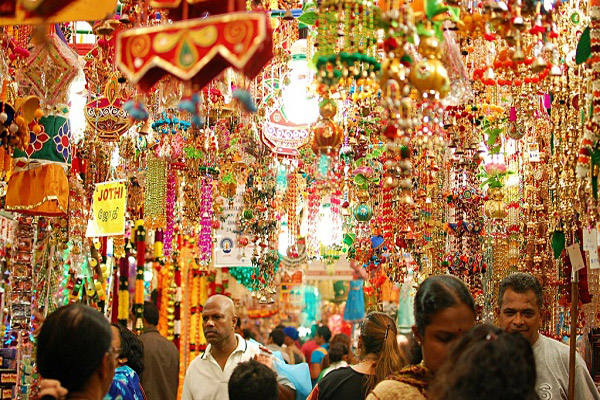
[
  {"x1": 366, "y1": 380, "x2": 427, "y2": 400},
  {"x1": 326, "y1": 366, "x2": 357, "y2": 376}
]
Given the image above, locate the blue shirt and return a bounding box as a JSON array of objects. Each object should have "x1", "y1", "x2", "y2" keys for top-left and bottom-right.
[
  {"x1": 105, "y1": 365, "x2": 145, "y2": 400},
  {"x1": 310, "y1": 343, "x2": 330, "y2": 365}
]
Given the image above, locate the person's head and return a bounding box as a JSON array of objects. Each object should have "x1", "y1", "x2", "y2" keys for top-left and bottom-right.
[
  {"x1": 429, "y1": 324, "x2": 536, "y2": 400},
  {"x1": 269, "y1": 328, "x2": 285, "y2": 347},
  {"x1": 228, "y1": 359, "x2": 278, "y2": 400},
  {"x1": 328, "y1": 342, "x2": 349, "y2": 363},
  {"x1": 203, "y1": 294, "x2": 238, "y2": 346},
  {"x1": 143, "y1": 301, "x2": 159, "y2": 327},
  {"x1": 111, "y1": 323, "x2": 144, "y2": 376},
  {"x1": 315, "y1": 325, "x2": 331, "y2": 346},
  {"x1": 282, "y1": 326, "x2": 299, "y2": 346},
  {"x1": 322, "y1": 333, "x2": 352, "y2": 368},
  {"x1": 242, "y1": 328, "x2": 256, "y2": 340},
  {"x1": 497, "y1": 272, "x2": 542, "y2": 345},
  {"x1": 37, "y1": 304, "x2": 117, "y2": 396},
  {"x1": 359, "y1": 312, "x2": 406, "y2": 394},
  {"x1": 412, "y1": 275, "x2": 476, "y2": 372}
]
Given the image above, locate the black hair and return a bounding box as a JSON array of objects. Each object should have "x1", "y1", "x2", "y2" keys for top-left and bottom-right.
[
  {"x1": 242, "y1": 328, "x2": 256, "y2": 340},
  {"x1": 228, "y1": 359, "x2": 278, "y2": 400},
  {"x1": 112, "y1": 323, "x2": 144, "y2": 376},
  {"x1": 328, "y1": 342, "x2": 348, "y2": 363},
  {"x1": 429, "y1": 324, "x2": 536, "y2": 400},
  {"x1": 143, "y1": 301, "x2": 159, "y2": 326},
  {"x1": 317, "y1": 326, "x2": 332, "y2": 343},
  {"x1": 37, "y1": 303, "x2": 112, "y2": 393},
  {"x1": 236, "y1": 317, "x2": 242, "y2": 328},
  {"x1": 498, "y1": 272, "x2": 543, "y2": 310},
  {"x1": 414, "y1": 275, "x2": 475, "y2": 336},
  {"x1": 269, "y1": 328, "x2": 285, "y2": 347}
]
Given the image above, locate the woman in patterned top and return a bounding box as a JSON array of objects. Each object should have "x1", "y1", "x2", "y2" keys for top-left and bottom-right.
[
  {"x1": 105, "y1": 324, "x2": 146, "y2": 400},
  {"x1": 367, "y1": 275, "x2": 476, "y2": 399}
]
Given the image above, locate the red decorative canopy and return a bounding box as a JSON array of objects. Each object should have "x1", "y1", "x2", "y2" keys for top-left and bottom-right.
[{"x1": 116, "y1": 12, "x2": 273, "y2": 91}]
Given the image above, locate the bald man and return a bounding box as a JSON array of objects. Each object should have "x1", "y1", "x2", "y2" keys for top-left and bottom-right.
[{"x1": 182, "y1": 295, "x2": 296, "y2": 400}]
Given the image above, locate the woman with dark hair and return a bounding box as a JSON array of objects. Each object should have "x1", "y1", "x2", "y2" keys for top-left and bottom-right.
[
  {"x1": 37, "y1": 303, "x2": 117, "y2": 400},
  {"x1": 428, "y1": 324, "x2": 537, "y2": 400},
  {"x1": 368, "y1": 275, "x2": 476, "y2": 399},
  {"x1": 319, "y1": 343, "x2": 349, "y2": 380},
  {"x1": 307, "y1": 312, "x2": 405, "y2": 400},
  {"x1": 319, "y1": 333, "x2": 355, "y2": 377},
  {"x1": 105, "y1": 324, "x2": 146, "y2": 400}
]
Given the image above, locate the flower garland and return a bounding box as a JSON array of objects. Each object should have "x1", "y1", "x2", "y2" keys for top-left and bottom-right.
[{"x1": 134, "y1": 220, "x2": 146, "y2": 333}]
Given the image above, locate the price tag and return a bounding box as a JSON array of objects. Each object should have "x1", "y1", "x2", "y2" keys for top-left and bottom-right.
[
  {"x1": 528, "y1": 143, "x2": 540, "y2": 162},
  {"x1": 567, "y1": 244, "x2": 586, "y2": 271},
  {"x1": 583, "y1": 228, "x2": 598, "y2": 251},
  {"x1": 589, "y1": 249, "x2": 600, "y2": 270}
]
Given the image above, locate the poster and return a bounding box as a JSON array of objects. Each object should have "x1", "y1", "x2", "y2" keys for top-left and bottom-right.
[
  {"x1": 305, "y1": 256, "x2": 355, "y2": 281},
  {"x1": 214, "y1": 185, "x2": 254, "y2": 267},
  {"x1": 86, "y1": 180, "x2": 127, "y2": 237}
]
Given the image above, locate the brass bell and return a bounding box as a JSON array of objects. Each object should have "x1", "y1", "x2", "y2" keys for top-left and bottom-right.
[
  {"x1": 282, "y1": 9, "x2": 294, "y2": 20},
  {"x1": 512, "y1": 44, "x2": 525, "y2": 63},
  {"x1": 513, "y1": 15, "x2": 525, "y2": 29},
  {"x1": 120, "y1": 13, "x2": 131, "y2": 24},
  {"x1": 484, "y1": 67, "x2": 495, "y2": 81},
  {"x1": 550, "y1": 64, "x2": 562, "y2": 76},
  {"x1": 531, "y1": 56, "x2": 548, "y2": 73},
  {"x1": 94, "y1": 20, "x2": 116, "y2": 36}
]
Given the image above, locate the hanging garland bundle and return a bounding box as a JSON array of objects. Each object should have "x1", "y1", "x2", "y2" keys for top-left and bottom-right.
[{"x1": 134, "y1": 220, "x2": 146, "y2": 333}]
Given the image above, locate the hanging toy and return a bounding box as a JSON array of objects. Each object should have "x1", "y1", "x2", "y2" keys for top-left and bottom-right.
[
  {"x1": 233, "y1": 89, "x2": 257, "y2": 113},
  {"x1": 123, "y1": 100, "x2": 149, "y2": 121},
  {"x1": 178, "y1": 93, "x2": 204, "y2": 127}
]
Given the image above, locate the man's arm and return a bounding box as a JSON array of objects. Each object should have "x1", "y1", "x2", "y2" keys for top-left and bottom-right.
[
  {"x1": 310, "y1": 362, "x2": 322, "y2": 380},
  {"x1": 277, "y1": 383, "x2": 296, "y2": 400}
]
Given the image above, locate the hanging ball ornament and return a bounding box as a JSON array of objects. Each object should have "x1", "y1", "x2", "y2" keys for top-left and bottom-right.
[
  {"x1": 409, "y1": 35, "x2": 450, "y2": 98},
  {"x1": 354, "y1": 203, "x2": 373, "y2": 222},
  {"x1": 312, "y1": 118, "x2": 342, "y2": 155},
  {"x1": 319, "y1": 99, "x2": 337, "y2": 119}
]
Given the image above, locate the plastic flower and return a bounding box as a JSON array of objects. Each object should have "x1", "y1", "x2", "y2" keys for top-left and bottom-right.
[
  {"x1": 478, "y1": 163, "x2": 513, "y2": 189},
  {"x1": 484, "y1": 163, "x2": 507, "y2": 176}
]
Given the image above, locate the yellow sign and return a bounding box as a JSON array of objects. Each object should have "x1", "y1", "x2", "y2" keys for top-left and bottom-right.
[
  {"x1": 88, "y1": 181, "x2": 127, "y2": 237},
  {"x1": 0, "y1": 0, "x2": 118, "y2": 26}
]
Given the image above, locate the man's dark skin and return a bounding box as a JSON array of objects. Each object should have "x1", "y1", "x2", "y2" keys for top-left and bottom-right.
[{"x1": 203, "y1": 295, "x2": 295, "y2": 400}]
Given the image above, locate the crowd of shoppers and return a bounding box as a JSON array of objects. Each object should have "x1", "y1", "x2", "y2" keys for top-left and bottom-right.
[{"x1": 35, "y1": 272, "x2": 600, "y2": 400}]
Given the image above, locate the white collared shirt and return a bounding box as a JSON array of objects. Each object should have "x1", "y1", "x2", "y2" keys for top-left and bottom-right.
[{"x1": 181, "y1": 334, "x2": 294, "y2": 400}]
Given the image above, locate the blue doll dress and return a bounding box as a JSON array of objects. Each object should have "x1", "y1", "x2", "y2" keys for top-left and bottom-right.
[{"x1": 344, "y1": 280, "x2": 365, "y2": 321}]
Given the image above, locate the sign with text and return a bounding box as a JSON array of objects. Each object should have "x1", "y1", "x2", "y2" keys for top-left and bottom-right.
[
  {"x1": 305, "y1": 256, "x2": 356, "y2": 281},
  {"x1": 214, "y1": 185, "x2": 253, "y2": 267},
  {"x1": 87, "y1": 181, "x2": 127, "y2": 237}
]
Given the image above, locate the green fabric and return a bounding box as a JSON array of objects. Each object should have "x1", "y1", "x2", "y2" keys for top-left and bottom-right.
[{"x1": 13, "y1": 115, "x2": 71, "y2": 164}]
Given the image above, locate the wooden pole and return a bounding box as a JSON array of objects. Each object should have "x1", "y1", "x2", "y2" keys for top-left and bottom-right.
[{"x1": 568, "y1": 270, "x2": 579, "y2": 400}]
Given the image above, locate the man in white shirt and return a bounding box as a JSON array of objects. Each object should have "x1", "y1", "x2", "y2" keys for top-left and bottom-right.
[
  {"x1": 498, "y1": 273, "x2": 600, "y2": 400},
  {"x1": 182, "y1": 295, "x2": 296, "y2": 400}
]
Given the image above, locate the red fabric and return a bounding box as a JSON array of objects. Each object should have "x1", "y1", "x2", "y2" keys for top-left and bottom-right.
[{"x1": 301, "y1": 339, "x2": 318, "y2": 364}]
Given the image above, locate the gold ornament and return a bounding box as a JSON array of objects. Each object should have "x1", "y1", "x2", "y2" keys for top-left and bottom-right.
[{"x1": 484, "y1": 187, "x2": 508, "y2": 219}]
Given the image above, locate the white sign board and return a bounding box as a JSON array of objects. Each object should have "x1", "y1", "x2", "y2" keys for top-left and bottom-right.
[
  {"x1": 214, "y1": 185, "x2": 254, "y2": 267},
  {"x1": 305, "y1": 255, "x2": 356, "y2": 281}
]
